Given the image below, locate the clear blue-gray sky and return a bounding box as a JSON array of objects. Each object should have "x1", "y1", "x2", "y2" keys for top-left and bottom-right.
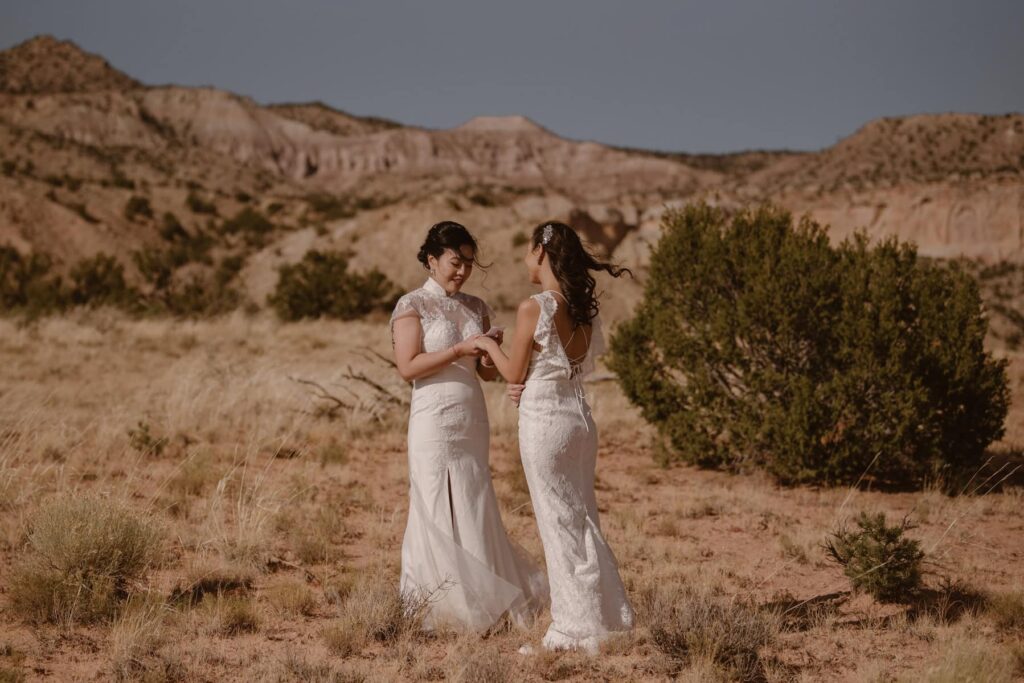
[{"x1": 2, "y1": 1, "x2": 1022, "y2": 153}]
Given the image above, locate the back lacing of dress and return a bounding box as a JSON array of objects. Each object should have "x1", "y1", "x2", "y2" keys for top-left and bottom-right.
[
  {"x1": 543, "y1": 290, "x2": 593, "y2": 375},
  {"x1": 545, "y1": 290, "x2": 594, "y2": 429}
]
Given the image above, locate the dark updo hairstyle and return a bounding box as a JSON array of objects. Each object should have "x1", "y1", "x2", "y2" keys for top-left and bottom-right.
[
  {"x1": 417, "y1": 220, "x2": 488, "y2": 272},
  {"x1": 532, "y1": 222, "x2": 632, "y2": 328}
]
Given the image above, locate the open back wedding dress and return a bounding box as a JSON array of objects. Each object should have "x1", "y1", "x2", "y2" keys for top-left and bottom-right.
[
  {"x1": 390, "y1": 276, "x2": 548, "y2": 632},
  {"x1": 518, "y1": 289, "x2": 635, "y2": 652}
]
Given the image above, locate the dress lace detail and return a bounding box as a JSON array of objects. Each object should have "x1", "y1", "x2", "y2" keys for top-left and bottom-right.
[
  {"x1": 518, "y1": 290, "x2": 635, "y2": 653},
  {"x1": 389, "y1": 277, "x2": 494, "y2": 350},
  {"x1": 391, "y1": 278, "x2": 547, "y2": 631}
]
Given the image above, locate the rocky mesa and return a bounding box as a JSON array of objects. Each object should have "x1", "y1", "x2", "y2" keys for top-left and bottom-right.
[{"x1": 1, "y1": 34, "x2": 1022, "y2": 322}]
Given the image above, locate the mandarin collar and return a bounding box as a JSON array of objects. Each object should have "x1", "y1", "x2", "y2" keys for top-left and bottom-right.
[{"x1": 422, "y1": 276, "x2": 456, "y2": 298}]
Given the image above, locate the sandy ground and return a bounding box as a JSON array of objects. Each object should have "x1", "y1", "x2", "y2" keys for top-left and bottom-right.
[{"x1": 0, "y1": 311, "x2": 1022, "y2": 682}]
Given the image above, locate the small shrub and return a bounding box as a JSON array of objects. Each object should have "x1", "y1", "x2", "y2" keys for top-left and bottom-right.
[
  {"x1": 185, "y1": 191, "x2": 216, "y2": 215},
  {"x1": 124, "y1": 195, "x2": 153, "y2": 222},
  {"x1": 131, "y1": 246, "x2": 183, "y2": 291},
  {"x1": 0, "y1": 246, "x2": 66, "y2": 316},
  {"x1": 128, "y1": 421, "x2": 167, "y2": 457},
  {"x1": 160, "y1": 273, "x2": 241, "y2": 317},
  {"x1": 69, "y1": 254, "x2": 139, "y2": 309},
  {"x1": 221, "y1": 207, "x2": 274, "y2": 247},
  {"x1": 824, "y1": 511, "x2": 924, "y2": 602},
  {"x1": 9, "y1": 495, "x2": 163, "y2": 624},
  {"x1": 468, "y1": 191, "x2": 495, "y2": 207},
  {"x1": 111, "y1": 169, "x2": 135, "y2": 189},
  {"x1": 610, "y1": 201, "x2": 1010, "y2": 487},
  {"x1": 642, "y1": 583, "x2": 777, "y2": 682},
  {"x1": 305, "y1": 193, "x2": 354, "y2": 221},
  {"x1": 268, "y1": 249, "x2": 398, "y2": 321}
]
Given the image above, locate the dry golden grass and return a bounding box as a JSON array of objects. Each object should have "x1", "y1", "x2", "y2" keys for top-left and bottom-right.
[{"x1": 0, "y1": 311, "x2": 1022, "y2": 681}]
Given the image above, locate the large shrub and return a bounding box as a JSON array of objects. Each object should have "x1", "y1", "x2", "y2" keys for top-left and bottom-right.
[
  {"x1": 268, "y1": 249, "x2": 398, "y2": 321},
  {"x1": 609, "y1": 202, "x2": 1009, "y2": 487}
]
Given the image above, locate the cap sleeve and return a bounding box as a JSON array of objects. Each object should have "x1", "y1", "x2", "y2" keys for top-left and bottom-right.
[{"x1": 389, "y1": 292, "x2": 422, "y2": 344}]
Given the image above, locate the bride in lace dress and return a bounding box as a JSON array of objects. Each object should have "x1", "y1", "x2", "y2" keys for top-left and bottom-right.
[
  {"x1": 474, "y1": 221, "x2": 635, "y2": 653},
  {"x1": 389, "y1": 221, "x2": 548, "y2": 632}
]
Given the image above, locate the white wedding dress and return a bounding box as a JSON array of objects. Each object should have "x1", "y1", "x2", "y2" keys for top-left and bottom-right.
[
  {"x1": 518, "y1": 290, "x2": 635, "y2": 653},
  {"x1": 390, "y1": 276, "x2": 548, "y2": 632}
]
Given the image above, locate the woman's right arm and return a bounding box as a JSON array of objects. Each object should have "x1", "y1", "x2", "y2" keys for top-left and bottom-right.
[{"x1": 392, "y1": 315, "x2": 481, "y2": 382}]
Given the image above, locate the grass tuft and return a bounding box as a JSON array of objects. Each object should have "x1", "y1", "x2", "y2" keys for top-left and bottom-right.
[{"x1": 641, "y1": 583, "x2": 778, "y2": 682}]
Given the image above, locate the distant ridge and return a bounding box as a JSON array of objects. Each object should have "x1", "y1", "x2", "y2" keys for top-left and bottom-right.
[
  {"x1": 0, "y1": 35, "x2": 142, "y2": 94},
  {"x1": 455, "y1": 115, "x2": 550, "y2": 134}
]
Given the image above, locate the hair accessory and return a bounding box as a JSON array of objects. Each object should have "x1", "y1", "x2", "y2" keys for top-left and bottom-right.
[{"x1": 541, "y1": 223, "x2": 554, "y2": 245}]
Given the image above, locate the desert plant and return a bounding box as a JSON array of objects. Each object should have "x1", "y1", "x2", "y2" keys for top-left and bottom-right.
[
  {"x1": 609, "y1": 201, "x2": 1009, "y2": 487},
  {"x1": 305, "y1": 192, "x2": 355, "y2": 221},
  {"x1": 124, "y1": 195, "x2": 153, "y2": 222},
  {"x1": 268, "y1": 249, "x2": 398, "y2": 321},
  {"x1": 266, "y1": 580, "x2": 318, "y2": 616},
  {"x1": 9, "y1": 495, "x2": 163, "y2": 624},
  {"x1": 185, "y1": 191, "x2": 216, "y2": 215},
  {"x1": 447, "y1": 638, "x2": 512, "y2": 683},
  {"x1": 160, "y1": 273, "x2": 241, "y2": 317},
  {"x1": 128, "y1": 421, "x2": 167, "y2": 456},
  {"x1": 908, "y1": 636, "x2": 1021, "y2": 683},
  {"x1": 321, "y1": 573, "x2": 432, "y2": 656},
  {"x1": 154, "y1": 211, "x2": 210, "y2": 264},
  {"x1": 641, "y1": 583, "x2": 777, "y2": 681},
  {"x1": 0, "y1": 246, "x2": 66, "y2": 315},
  {"x1": 107, "y1": 598, "x2": 167, "y2": 681},
  {"x1": 199, "y1": 592, "x2": 261, "y2": 635},
  {"x1": 984, "y1": 589, "x2": 1024, "y2": 631},
  {"x1": 221, "y1": 207, "x2": 274, "y2": 247},
  {"x1": 824, "y1": 511, "x2": 924, "y2": 602},
  {"x1": 68, "y1": 254, "x2": 140, "y2": 309}
]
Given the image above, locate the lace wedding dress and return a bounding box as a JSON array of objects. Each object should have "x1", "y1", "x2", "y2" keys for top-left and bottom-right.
[
  {"x1": 518, "y1": 290, "x2": 635, "y2": 653},
  {"x1": 390, "y1": 276, "x2": 548, "y2": 632}
]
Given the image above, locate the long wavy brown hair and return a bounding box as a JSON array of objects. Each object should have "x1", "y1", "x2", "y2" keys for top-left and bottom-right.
[{"x1": 532, "y1": 222, "x2": 632, "y2": 327}]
